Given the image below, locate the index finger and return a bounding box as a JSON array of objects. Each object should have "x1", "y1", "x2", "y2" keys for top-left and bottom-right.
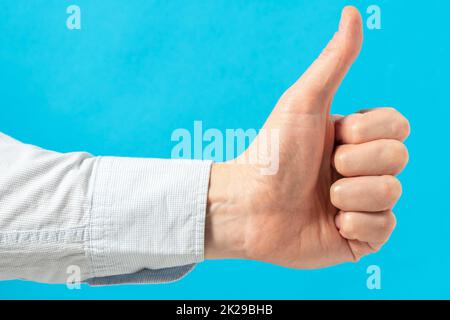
[{"x1": 335, "y1": 107, "x2": 410, "y2": 144}]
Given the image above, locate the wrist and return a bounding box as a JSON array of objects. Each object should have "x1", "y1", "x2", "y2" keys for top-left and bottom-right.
[{"x1": 205, "y1": 162, "x2": 248, "y2": 260}]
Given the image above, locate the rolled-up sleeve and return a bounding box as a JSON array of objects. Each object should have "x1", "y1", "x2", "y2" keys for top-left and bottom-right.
[{"x1": 0, "y1": 132, "x2": 212, "y2": 285}]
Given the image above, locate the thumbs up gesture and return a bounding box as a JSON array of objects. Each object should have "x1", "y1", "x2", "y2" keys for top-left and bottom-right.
[{"x1": 205, "y1": 6, "x2": 410, "y2": 268}]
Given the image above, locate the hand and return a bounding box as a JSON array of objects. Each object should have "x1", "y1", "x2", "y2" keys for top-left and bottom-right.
[{"x1": 205, "y1": 6, "x2": 410, "y2": 268}]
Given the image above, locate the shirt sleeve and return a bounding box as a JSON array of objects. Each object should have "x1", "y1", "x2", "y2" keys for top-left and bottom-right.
[{"x1": 0, "y1": 132, "x2": 212, "y2": 285}]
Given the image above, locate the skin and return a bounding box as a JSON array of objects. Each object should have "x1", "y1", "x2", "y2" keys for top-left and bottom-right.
[{"x1": 204, "y1": 6, "x2": 410, "y2": 268}]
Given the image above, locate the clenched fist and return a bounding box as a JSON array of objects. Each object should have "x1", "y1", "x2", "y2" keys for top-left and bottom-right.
[{"x1": 205, "y1": 6, "x2": 410, "y2": 268}]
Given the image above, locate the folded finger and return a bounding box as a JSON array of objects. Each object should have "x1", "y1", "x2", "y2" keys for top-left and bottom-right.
[
  {"x1": 330, "y1": 175, "x2": 402, "y2": 212},
  {"x1": 333, "y1": 139, "x2": 409, "y2": 177},
  {"x1": 335, "y1": 108, "x2": 410, "y2": 144},
  {"x1": 335, "y1": 210, "x2": 396, "y2": 244}
]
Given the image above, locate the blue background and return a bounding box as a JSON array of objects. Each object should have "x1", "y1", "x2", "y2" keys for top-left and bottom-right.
[{"x1": 0, "y1": 0, "x2": 448, "y2": 299}]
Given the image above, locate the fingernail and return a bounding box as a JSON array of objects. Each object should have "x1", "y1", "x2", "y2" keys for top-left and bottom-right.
[{"x1": 339, "y1": 8, "x2": 347, "y2": 30}]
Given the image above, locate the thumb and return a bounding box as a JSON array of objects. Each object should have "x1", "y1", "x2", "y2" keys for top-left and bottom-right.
[{"x1": 288, "y1": 6, "x2": 363, "y2": 112}]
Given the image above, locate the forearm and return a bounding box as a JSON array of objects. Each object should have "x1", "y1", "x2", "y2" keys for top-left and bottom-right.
[{"x1": 0, "y1": 132, "x2": 212, "y2": 285}]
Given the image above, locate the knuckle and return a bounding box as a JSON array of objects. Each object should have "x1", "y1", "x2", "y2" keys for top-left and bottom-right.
[
  {"x1": 392, "y1": 116, "x2": 411, "y2": 140},
  {"x1": 376, "y1": 213, "x2": 397, "y2": 243},
  {"x1": 388, "y1": 213, "x2": 397, "y2": 231},
  {"x1": 383, "y1": 140, "x2": 409, "y2": 172},
  {"x1": 379, "y1": 212, "x2": 397, "y2": 232},
  {"x1": 380, "y1": 176, "x2": 402, "y2": 207},
  {"x1": 396, "y1": 143, "x2": 410, "y2": 170},
  {"x1": 385, "y1": 107, "x2": 410, "y2": 139}
]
